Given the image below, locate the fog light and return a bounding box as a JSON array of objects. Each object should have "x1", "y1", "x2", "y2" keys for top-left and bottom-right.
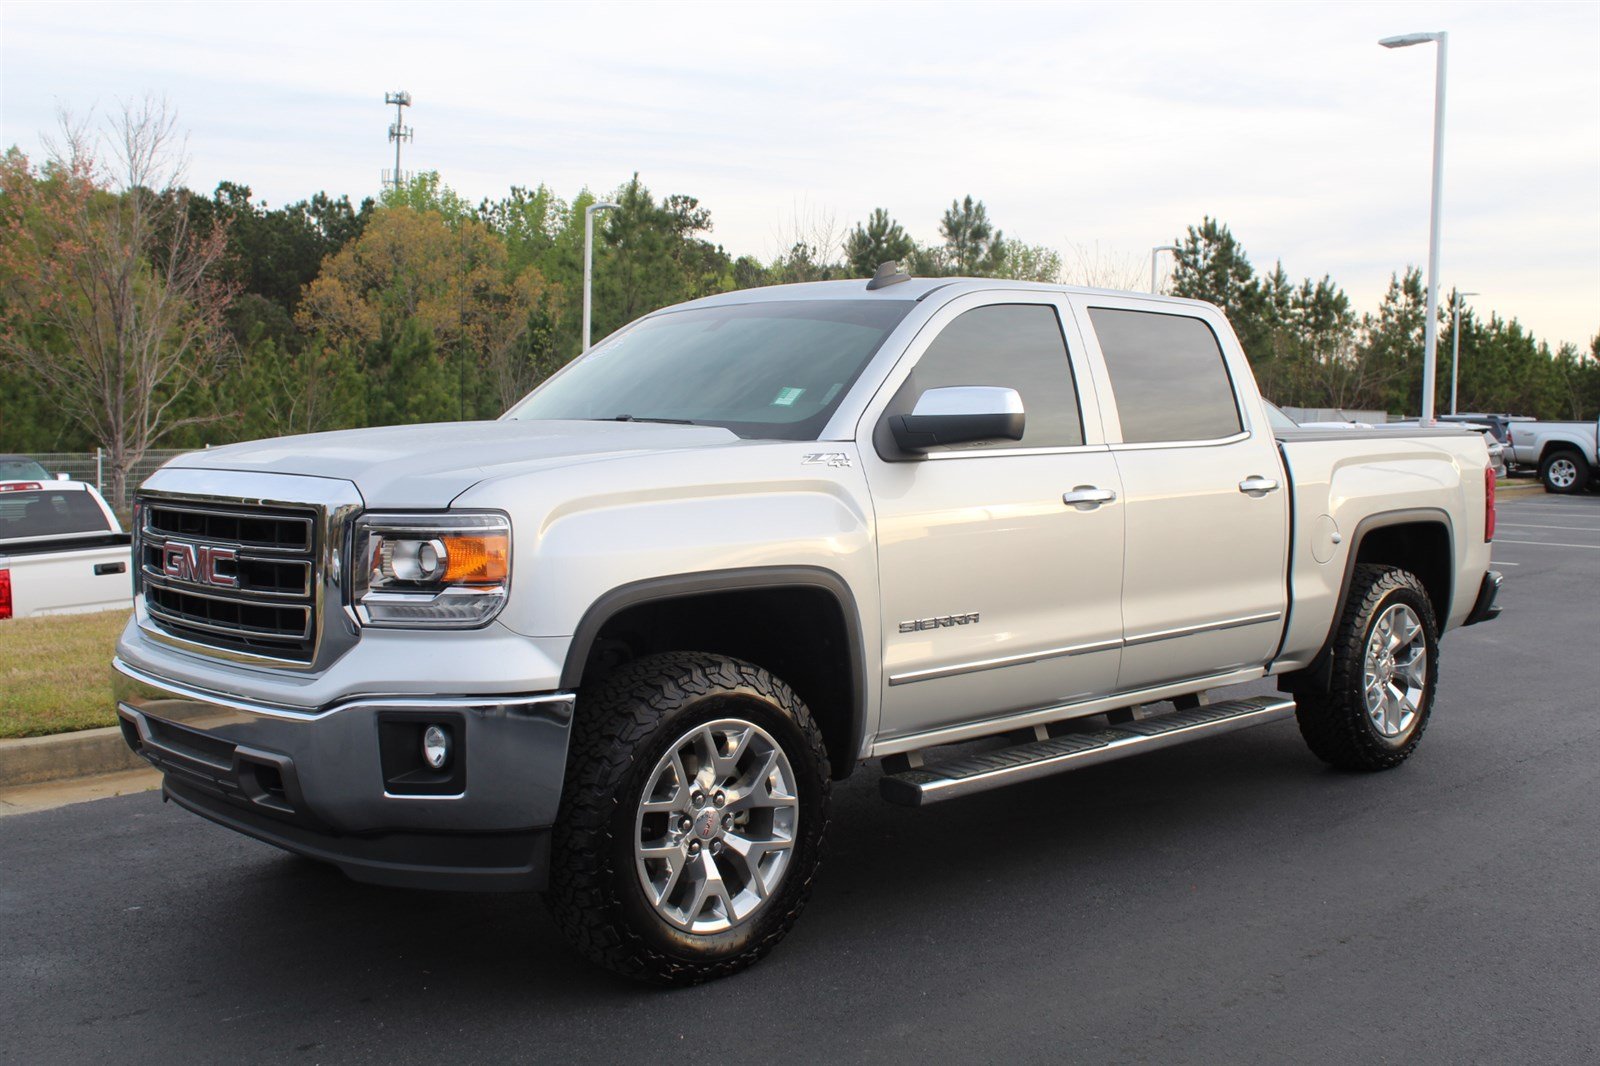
[{"x1": 422, "y1": 724, "x2": 451, "y2": 770}]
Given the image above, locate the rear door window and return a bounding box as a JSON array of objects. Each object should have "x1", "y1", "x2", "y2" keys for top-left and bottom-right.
[
  {"x1": 1088, "y1": 308, "x2": 1243, "y2": 444},
  {"x1": 0, "y1": 490, "x2": 111, "y2": 539}
]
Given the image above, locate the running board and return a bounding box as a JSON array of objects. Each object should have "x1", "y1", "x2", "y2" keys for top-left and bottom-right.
[{"x1": 878, "y1": 695, "x2": 1296, "y2": 807}]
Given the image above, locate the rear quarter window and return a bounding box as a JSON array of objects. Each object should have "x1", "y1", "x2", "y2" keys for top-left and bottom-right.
[
  {"x1": 0, "y1": 490, "x2": 111, "y2": 539},
  {"x1": 1089, "y1": 307, "x2": 1243, "y2": 444}
]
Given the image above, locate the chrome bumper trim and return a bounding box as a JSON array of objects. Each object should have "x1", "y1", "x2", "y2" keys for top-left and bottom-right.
[{"x1": 112, "y1": 657, "x2": 576, "y2": 721}]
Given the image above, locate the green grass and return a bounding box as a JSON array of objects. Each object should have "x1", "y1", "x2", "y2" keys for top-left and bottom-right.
[{"x1": 0, "y1": 610, "x2": 129, "y2": 738}]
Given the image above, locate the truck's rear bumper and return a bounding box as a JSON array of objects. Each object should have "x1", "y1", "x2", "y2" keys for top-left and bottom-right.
[
  {"x1": 1463, "y1": 569, "x2": 1503, "y2": 627},
  {"x1": 113, "y1": 659, "x2": 574, "y2": 892}
]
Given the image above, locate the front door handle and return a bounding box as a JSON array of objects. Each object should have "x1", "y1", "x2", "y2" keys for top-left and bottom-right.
[
  {"x1": 1063, "y1": 486, "x2": 1117, "y2": 508},
  {"x1": 1238, "y1": 476, "x2": 1281, "y2": 496}
]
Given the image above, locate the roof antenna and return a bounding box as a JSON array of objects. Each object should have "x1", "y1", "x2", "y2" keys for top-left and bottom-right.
[{"x1": 866, "y1": 260, "x2": 911, "y2": 290}]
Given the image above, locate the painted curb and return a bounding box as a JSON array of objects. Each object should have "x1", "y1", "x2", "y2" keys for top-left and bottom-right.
[{"x1": 0, "y1": 726, "x2": 146, "y2": 787}]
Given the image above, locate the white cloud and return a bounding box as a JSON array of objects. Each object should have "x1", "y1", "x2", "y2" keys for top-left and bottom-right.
[{"x1": 2, "y1": 0, "x2": 1596, "y2": 347}]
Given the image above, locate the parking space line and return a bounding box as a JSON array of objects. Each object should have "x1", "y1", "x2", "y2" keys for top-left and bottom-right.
[
  {"x1": 1497, "y1": 522, "x2": 1600, "y2": 532},
  {"x1": 1498, "y1": 503, "x2": 1600, "y2": 511},
  {"x1": 1493, "y1": 539, "x2": 1600, "y2": 550}
]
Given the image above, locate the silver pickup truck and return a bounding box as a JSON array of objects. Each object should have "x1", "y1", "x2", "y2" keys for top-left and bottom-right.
[
  {"x1": 114, "y1": 274, "x2": 1501, "y2": 984},
  {"x1": 1505, "y1": 416, "x2": 1600, "y2": 493}
]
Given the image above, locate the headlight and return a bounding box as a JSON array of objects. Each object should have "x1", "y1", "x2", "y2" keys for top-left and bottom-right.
[{"x1": 351, "y1": 513, "x2": 511, "y2": 628}]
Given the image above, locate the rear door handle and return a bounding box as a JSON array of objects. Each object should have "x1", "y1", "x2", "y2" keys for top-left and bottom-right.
[
  {"x1": 1063, "y1": 486, "x2": 1117, "y2": 508},
  {"x1": 1238, "y1": 476, "x2": 1280, "y2": 496}
]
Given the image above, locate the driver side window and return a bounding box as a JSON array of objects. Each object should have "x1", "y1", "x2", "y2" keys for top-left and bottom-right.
[{"x1": 895, "y1": 304, "x2": 1085, "y2": 450}]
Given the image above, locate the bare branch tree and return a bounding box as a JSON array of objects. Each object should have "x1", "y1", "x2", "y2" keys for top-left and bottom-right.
[
  {"x1": 0, "y1": 99, "x2": 234, "y2": 506},
  {"x1": 767, "y1": 200, "x2": 846, "y2": 282},
  {"x1": 1061, "y1": 240, "x2": 1146, "y2": 292}
]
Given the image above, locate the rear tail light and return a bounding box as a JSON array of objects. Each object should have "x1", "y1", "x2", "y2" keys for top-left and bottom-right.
[
  {"x1": 1484, "y1": 466, "x2": 1496, "y2": 542},
  {"x1": 0, "y1": 569, "x2": 11, "y2": 620}
]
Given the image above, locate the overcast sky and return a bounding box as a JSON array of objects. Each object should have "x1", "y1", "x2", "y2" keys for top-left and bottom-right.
[{"x1": 3, "y1": 0, "x2": 1596, "y2": 348}]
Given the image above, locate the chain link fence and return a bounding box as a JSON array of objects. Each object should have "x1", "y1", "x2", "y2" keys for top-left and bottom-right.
[{"x1": 25, "y1": 449, "x2": 196, "y2": 497}]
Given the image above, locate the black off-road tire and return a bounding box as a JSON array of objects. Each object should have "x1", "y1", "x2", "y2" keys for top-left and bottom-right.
[
  {"x1": 546, "y1": 652, "x2": 831, "y2": 986},
  {"x1": 1539, "y1": 449, "x2": 1590, "y2": 494},
  {"x1": 1295, "y1": 564, "x2": 1440, "y2": 771}
]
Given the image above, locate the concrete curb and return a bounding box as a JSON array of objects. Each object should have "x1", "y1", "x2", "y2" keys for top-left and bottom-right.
[{"x1": 0, "y1": 726, "x2": 146, "y2": 787}]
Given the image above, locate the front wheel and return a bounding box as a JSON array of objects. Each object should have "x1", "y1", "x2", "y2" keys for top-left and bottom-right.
[
  {"x1": 1295, "y1": 564, "x2": 1439, "y2": 771},
  {"x1": 1540, "y1": 449, "x2": 1590, "y2": 494},
  {"x1": 546, "y1": 652, "x2": 831, "y2": 985}
]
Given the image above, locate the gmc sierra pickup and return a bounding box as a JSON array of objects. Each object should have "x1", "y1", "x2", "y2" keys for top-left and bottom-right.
[{"x1": 113, "y1": 271, "x2": 1501, "y2": 984}]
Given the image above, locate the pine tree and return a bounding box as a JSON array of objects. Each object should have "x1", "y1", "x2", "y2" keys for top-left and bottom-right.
[{"x1": 844, "y1": 208, "x2": 916, "y2": 277}]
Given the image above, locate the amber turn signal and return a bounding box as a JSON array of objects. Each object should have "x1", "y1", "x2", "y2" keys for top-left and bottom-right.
[{"x1": 440, "y1": 534, "x2": 510, "y2": 584}]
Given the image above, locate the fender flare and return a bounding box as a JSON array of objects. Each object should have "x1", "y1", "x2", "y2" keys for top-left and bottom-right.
[
  {"x1": 1280, "y1": 507, "x2": 1454, "y2": 694},
  {"x1": 559, "y1": 565, "x2": 869, "y2": 774}
]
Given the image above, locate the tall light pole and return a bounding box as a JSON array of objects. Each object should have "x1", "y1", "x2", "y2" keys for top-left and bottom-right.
[
  {"x1": 1450, "y1": 290, "x2": 1479, "y2": 415},
  {"x1": 583, "y1": 201, "x2": 620, "y2": 351},
  {"x1": 1380, "y1": 30, "x2": 1448, "y2": 423},
  {"x1": 1150, "y1": 244, "x2": 1180, "y2": 293}
]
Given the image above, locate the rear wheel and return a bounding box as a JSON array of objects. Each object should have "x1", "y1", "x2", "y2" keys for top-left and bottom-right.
[
  {"x1": 1295, "y1": 564, "x2": 1439, "y2": 771},
  {"x1": 547, "y1": 652, "x2": 830, "y2": 985},
  {"x1": 1540, "y1": 449, "x2": 1589, "y2": 494}
]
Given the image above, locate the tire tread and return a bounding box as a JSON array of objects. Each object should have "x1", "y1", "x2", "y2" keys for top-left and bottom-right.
[
  {"x1": 546, "y1": 651, "x2": 830, "y2": 985},
  {"x1": 1295, "y1": 564, "x2": 1438, "y2": 771}
]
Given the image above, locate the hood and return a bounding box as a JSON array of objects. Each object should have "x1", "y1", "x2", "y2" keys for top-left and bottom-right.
[{"x1": 166, "y1": 419, "x2": 742, "y2": 508}]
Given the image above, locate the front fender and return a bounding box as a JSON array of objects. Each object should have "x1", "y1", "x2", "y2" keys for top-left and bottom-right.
[{"x1": 450, "y1": 440, "x2": 882, "y2": 739}]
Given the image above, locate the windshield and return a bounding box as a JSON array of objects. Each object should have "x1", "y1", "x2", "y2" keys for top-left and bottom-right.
[
  {"x1": 505, "y1": 299, "x2": 915, "y2": 440},
  {"x1": 0, "y1": 488, "x2": 110, "y2": 540},
  {"x1": 0, "y1": 457, "x2": 50, "y2": 482}
]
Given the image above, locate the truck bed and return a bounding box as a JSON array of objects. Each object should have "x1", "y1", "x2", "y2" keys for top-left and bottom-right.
[{"x1": 1272, "y1": 425, "x2": 1494, "y2": 672}]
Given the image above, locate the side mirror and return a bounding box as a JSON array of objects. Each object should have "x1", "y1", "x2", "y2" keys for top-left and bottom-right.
[
  {"x1": 890, "y1": 386, "x2": 1025, "y2": 453},
  {"x1": 55, "y1": 472, "x2": 70, "y2": 481}
]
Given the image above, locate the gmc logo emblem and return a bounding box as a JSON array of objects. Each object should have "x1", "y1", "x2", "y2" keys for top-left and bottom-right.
[{"x1": 162, "y1": 541, "x2": 239, "y2": 589}]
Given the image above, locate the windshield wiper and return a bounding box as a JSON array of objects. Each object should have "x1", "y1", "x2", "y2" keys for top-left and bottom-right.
[{"x1": 602, "y1": 415, "x2": 698, "y2": 425}]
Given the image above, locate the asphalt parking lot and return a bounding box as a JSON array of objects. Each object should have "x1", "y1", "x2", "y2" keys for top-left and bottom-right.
[{"x1": 2, "y1": 491, "x2": 1596, "y2": 1064}]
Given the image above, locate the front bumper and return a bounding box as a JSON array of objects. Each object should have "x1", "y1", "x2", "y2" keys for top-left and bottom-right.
[
  {"x1": 1463, "y1": 569, "x2": 1503, "y2": 627},
  {"x1": 113, "y1": 659, "x2": 574, "y2": 891}
]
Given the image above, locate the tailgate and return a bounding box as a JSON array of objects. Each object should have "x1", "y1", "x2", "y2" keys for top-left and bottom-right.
[{"x1": 1, "y1": 542, "x2": 134, "y2": 619}]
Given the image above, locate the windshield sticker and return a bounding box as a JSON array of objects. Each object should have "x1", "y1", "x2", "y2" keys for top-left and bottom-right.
[{"x1": 771, "y1": 386, "x2": 806, "y2": 407}]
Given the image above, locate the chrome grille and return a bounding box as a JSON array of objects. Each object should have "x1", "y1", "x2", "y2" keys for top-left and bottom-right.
[{"x1": 138, "y1": 499, "x2": 321, "y2": 663}]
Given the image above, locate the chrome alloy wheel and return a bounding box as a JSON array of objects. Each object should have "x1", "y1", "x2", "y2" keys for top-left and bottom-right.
[
  {"x1": 634, "y1": 718, "x2": 799, "y2": 935},
  {"x1": 1547, "y1": 457, "x2": 1579, "y2": 489},
  {"x1": 1362, "y1": 603, "x2": 1428, "y2": 739}
]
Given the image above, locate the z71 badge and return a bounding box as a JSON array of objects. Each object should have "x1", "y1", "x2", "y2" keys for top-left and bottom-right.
[
  {"x1": 802, "y1": 452, "x2": 852, "y2": 468},
  {"x1": 899, "y1": 612, "x2": 981, "y2": 634}
]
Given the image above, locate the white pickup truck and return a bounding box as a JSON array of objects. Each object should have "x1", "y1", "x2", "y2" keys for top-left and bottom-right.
[
  {"x1": 113, "y1": 273, "x2": 1500, "y2": 984},
  {"x1": 1505, "y1": 416, "x2": 1600, "y2": 493},
  {"x1": 0, "y1": 477, "x2": 132, "y2": 621}
]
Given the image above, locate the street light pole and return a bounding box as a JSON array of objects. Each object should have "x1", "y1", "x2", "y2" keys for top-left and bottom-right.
[
  {"x1": 1450, "y1": 290, "x2": 1479, "y2": 415},
  {"x1": 1150, "y1": 245, "x2": 1180, "y2": 294},
  {"x1": 583, "y1": 201, "x2": 620, "y2": 351},
  {"x1": 1380, "y1": 30, "x2": 1449, "y2": 424}
]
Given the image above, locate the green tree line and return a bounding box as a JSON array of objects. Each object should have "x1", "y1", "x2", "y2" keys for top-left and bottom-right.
[
  {"x1": 3, "y1": 144, "x2": 1597, "y2": 490},
  {"x1": 1170, "y1": 217, "x2": 1600, "y2": 418}
]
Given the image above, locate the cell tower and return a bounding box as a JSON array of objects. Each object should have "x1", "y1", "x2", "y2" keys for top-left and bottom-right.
[{"x1": 383, "y1": 91, "x2": 413, "y2": 190}]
